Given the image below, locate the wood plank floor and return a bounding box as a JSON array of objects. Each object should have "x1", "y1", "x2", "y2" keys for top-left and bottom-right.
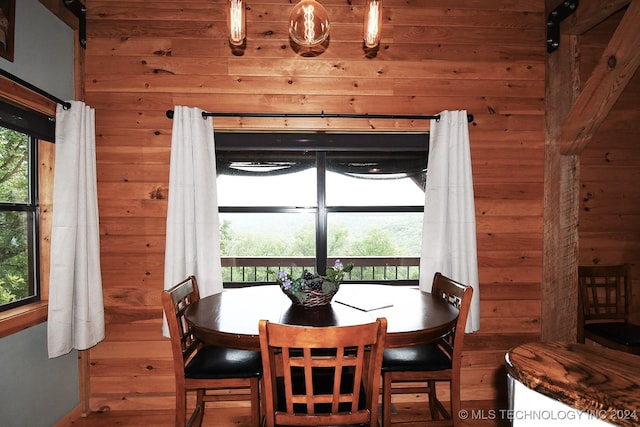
[{"x1": 68, "y1": 400, "x2": 511, "y2": 426}]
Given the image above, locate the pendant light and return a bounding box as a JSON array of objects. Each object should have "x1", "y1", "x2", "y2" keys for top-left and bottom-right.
[
  {"x1": 289, "y1": 0, "x2": 330, "y2": 55},
  {"x1": 363, "y1": 0, "x2": 382, "y2": 49},
  {"x1": 228, "y1": 0, "x2": 246, "y2": 48}
]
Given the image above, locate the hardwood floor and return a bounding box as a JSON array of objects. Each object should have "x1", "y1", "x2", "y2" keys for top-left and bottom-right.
[{"x1": 68, "y1": 400, "x2": 510, "y2": 426}]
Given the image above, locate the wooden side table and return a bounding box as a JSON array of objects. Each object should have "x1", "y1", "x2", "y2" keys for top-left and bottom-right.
[{"x1": 506, "y1": 341, "x2": 640, "y2": 427}]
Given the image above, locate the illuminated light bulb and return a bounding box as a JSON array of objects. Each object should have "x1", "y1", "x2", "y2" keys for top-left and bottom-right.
[
  {"x1": 289, "y1": 0, "x2": 330, "y2": 48},
  {"x1": 228, "y1": 0, "x2": 246, "y2": 46},
  {"x1": 363, "y1": 0, "x2": 382, "y2": 49},
  {"x1": 303, "y1": 4, "x2": 315, "y2": 44}
]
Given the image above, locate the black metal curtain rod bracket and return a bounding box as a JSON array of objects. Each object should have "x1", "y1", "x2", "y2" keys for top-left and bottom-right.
[
  {"x1": 64, "y1": 0, "x2": 87, "y2": 49},
  {"x1": 0, "y1": 68, "x2": 72, "y2": 110},
  {"x1": 546, "y1": 0, "x2": 579, "y2": 53},
  {"x1": 165, "y1": 110, "x2": 474, "y2": 123}
]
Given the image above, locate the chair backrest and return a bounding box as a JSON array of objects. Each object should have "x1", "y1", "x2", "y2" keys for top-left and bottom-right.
[
  {"x1": 161, "y1": 276, "x2": 202, "y2": 376},
  {"x1": 432, "y1": 272, "x2": 473, "y2": 374},
  {"x1": 259, "y1": 317, "x2": 387, "y2": 427},
  {"x1": 578, "y1": 264, "x2": 631, "y2": 323}
]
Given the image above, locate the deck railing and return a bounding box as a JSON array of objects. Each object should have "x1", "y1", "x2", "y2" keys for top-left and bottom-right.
[{"x1": 221, "y1": 256, "x2": 420, "y2": 284}]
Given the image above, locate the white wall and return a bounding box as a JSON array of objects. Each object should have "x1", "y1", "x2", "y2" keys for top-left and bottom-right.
[
  {"x1": 0, "y1": 1, "x2": 78, "y2": 426},
  {"x1": 1, "y1": 0, "x2": 74, "y2": 99},
  {"x1": 0, "y1": 324, "x2": 79, "y2": 426}
]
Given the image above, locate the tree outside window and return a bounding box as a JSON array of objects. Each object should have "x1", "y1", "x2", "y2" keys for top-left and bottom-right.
[
  {"x1": 215, "y1": 133, "x2": 428, "y2": 286},
  {"x1": 0, "y1": 126, "x2": 37, "y2": 309}
]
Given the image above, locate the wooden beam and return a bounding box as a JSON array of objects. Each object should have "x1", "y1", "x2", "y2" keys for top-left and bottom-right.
[
  {"x1": 566, "y1": 0, "x2": 631, "y2": 34},
  {"x1": 543, "y1": 27, "x2": 581, "y2": 342},
  {"x1": 560, "y1": 0, "x2": 640, "y2": 155}
]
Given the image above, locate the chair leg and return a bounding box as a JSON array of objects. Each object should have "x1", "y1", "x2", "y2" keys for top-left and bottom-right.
[
  {"x1": 195, "y1": 389, "x2": 205, "y2": 427},
  {"x1": 175, "y1": 384, "x2": 187, "y2": 427},
  {"x1": 429, "y1": 381, "x2": 455, "y2": 426},
  {"x1": 250, "y1": 377, "x2": 261, "y2": 426},
  {"x1": 185, "y1": 389, "x2": 205, "y2": 427},
  {"x1": 450, "y1": 381, "x2": 461, "y2": 427},
  {"x1": 381, "y1": 373, "x2": 392, "y2": 427},
  {"x1": 428, "y1": 380, "x2": 439, "y2": 421}
]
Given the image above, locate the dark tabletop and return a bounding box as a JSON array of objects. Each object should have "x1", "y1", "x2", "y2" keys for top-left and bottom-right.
[{"x1": 185, "y1": 284, "x2": 458, "y2": 350}]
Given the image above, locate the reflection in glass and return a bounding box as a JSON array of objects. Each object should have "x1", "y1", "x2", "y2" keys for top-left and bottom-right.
[
  {"x1": 326, "y1": 152, "x2": 426, "y2": 206},
  {"x1": 217, "y1": 151, "x2": 316, "y2": 207}
]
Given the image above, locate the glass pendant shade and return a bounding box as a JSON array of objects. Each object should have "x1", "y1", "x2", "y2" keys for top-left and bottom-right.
[
  {"x1": 289, "y1": 0, "x2": 330, "y2": 47},
  {"x1": 363, "y1": 0, "x2": 382, "y2": 48},
  {"x1": 228, "y1": 0, "x2": 246, "y2": 46}
]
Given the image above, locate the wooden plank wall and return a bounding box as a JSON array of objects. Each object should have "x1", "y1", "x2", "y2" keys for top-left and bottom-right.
[
  {"x1": 578, "y1": 9, "x2": 640, "y2": 321},
  {"x1": 83, "y1": 0, "x2": 545, "y2": 412}
]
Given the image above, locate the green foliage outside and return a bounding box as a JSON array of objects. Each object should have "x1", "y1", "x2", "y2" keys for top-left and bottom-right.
[
  {"x1": 220, "y1": 215, "x2": 421, "y2": 283},
  {"x1": 0, "y1": 127, "x2": 31, "y2": 305}
]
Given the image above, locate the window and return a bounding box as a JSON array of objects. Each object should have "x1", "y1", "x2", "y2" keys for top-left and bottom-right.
[
  {"x1": 216, "y1": 133, "x2": 428, "y2": 286},
  {"x1": 0, "y1": 101, "x2": 52, "y2": 312}
]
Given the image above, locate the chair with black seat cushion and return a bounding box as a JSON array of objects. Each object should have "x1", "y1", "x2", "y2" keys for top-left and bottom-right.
[
  {"x1": 381, "y1": 272, "x2": 473, "y2": 427},
  {"x1": 578, "y1": 263, "x2": 640, "y2": 354},
  {"x1": 259, "y1": 317, "x2": 387, "y2": 427},
  {"x1": 162, "y1": 276, "x2": 262, "y2": 427}
]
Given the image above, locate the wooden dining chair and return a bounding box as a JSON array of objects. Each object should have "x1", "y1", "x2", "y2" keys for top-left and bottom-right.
[
  {"x1": 258, "y1": 317, "x2": 387, "y2": 427},
  {"x1": 381, "y1": 272, "x2": 473, "y2": 427},
  {"x1": 578, "y1": 263, "x2": 640, "y2": 354},
  {"x1": 162, "y1": 276, "x2": 262, "y2": 427}
]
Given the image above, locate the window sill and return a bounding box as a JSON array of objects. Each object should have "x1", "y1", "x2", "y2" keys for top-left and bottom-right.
[{"x1": 0, "y1": 301, "x2": 48, "y2": 339}]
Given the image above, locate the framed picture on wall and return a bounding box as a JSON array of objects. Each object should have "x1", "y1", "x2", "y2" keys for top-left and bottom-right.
[{"x1": 0, "y1": 0, "x2": 15, "y2": 62}]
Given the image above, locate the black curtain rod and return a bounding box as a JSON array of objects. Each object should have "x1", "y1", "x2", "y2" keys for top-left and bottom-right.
[
  {"x1": 0, "y1": 68, "x2": 72, "y2": 110},
  {"x1": 165, "y1": 110, "x2": 474, "y2": 123}
]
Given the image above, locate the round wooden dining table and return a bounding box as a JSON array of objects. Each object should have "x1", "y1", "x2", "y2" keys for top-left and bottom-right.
[{"x1": 185, "y1": 284, "x2": 458, "y2": 350}]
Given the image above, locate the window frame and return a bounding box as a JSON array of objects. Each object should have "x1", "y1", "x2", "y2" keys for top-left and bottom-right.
[
  {"x1": 0, "y1": 83, "x2": 56, "y2": 338},
  {"x1": 216, "y1": 132, "x2": 429, "y2": 287},
  {"x1": 0, "y1": 129, "x2": 40, "y2": 311}
]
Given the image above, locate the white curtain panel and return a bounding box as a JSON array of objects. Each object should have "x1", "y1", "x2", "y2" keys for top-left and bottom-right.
[
  {"x1": 163, "y1": 106, "x2": 223, "y2": 336},
  {"x1": 47, "y1": 101, "x2": 104, "y2": 358},
  {"x1": 419, "y1": 110, "x2": 480, "y2": 332}
]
